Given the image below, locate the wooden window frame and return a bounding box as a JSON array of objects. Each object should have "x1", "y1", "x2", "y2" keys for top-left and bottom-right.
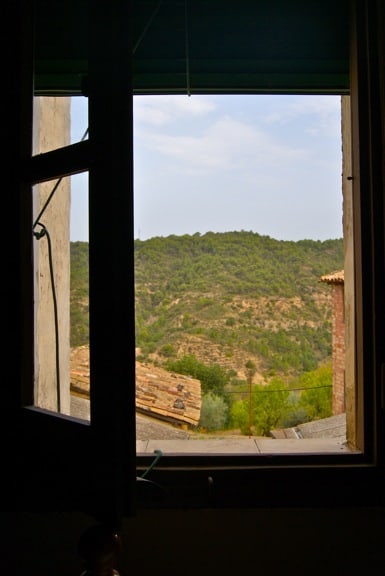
[{"x1": 5, "y1": 0, "x2": 385, "y2": 522}]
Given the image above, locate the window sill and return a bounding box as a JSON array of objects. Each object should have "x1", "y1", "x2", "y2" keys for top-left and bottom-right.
[{"x1": 137, "y1": 437, "x2": 355, "y2": 456}]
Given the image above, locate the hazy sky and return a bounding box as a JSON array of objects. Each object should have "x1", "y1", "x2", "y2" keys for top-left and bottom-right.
[{"x1": 70, "y1": 93, "x2": 343, "y2": 242}]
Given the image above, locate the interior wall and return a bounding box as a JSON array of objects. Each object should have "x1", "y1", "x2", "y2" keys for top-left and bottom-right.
[{"x1": 13, "y1": 507, "x2": 385, "y2": 576}]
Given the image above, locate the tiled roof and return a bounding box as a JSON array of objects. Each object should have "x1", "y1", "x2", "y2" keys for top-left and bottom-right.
[
  {"x1": 136, "y1": 362, "x2": 201, "y2": 428},
  {"x1": 320, "y1": 269, "x2": 344, "y2": 284},
  {"x1": 70, "y1": 346, "x2": 201, "y2": 428}
]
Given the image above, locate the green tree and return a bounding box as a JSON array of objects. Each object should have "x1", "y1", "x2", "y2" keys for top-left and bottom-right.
[
  {"x1": 199, "y1": 393, "x2": 228, "y2": 431},
  {"x1": 298, "y1": 362, "x2": 333, "y2": 420},
  {"x1": 230, "y1": 378, "x2": 291, "y2": 436},
  {"x1": 165, "y1": 354, "x2": 230, "y2": 397},
  {"x1": 230, "y1": 399, "x2": 249, "y2": 435},
  {"x1": 252, "y1": 378, "x2": 291, "y2": 436},
  {"x1": 245, "y1": 359, "x2": 256, "y2": 374}
]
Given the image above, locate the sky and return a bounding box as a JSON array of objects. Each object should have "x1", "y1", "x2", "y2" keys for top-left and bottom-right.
[{"x1": 70, "y1": 93, "x2": 343, "y2": 243}]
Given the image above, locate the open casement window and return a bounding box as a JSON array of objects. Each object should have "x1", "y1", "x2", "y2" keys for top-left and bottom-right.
[
  {"x1": 6, "y1": 0, "x2": 385, "y2": 520},
  {"x1": 10, "y1": 0, "x2": 137, "y2": 523}
]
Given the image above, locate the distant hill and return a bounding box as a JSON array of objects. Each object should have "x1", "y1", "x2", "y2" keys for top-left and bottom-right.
[{"x1": 70, "y1": 231, "x2": 344, "y2": 382}]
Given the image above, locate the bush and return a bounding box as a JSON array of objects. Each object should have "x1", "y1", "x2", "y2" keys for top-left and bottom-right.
[
  {"x1": 298, "y1": 363, "x2": 332, "y2": 420},
  {"x1": 229, "y1": 399, "x2": 249, "y2": 435},
  {"x1": 159, "y1": 343, "x2": 176, "y2": 357},
  {"x1": 199, "y1": 393, "x2": 228, "y2": 431}
]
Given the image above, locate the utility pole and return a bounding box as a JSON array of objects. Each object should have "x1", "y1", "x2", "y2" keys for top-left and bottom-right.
[
  {"x1": 245, "y1": 360, "x2": 256, "y2": 437},
  {"x1": 248, "y1": 369, "x2": 253, "y2": 437}
]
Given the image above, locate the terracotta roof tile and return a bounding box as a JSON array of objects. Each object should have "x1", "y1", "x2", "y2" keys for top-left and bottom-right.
[
  {"x1": 136, "y1": 362, "x2": 201, "y2": 427},
  {"x1": 320, "y1": 269, "x2": 344, "y2": 284},
  {"x1": 70, "y1": 346, "x2": 201, "y2": 428}
]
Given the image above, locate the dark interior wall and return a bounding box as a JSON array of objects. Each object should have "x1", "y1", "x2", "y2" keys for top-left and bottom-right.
[{"x1": 12, "y1": 507, "x2": 385, "y2": 575}]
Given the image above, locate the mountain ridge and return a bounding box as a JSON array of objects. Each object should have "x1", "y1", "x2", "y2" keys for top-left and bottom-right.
[{"x1": 71, "y1": 230, "x2": 344, "y2": 382}]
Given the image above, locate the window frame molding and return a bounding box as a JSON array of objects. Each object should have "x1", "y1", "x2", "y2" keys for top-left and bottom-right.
[
  {"x1": 9, "y1": 0, "x2": 385, "y2": 519},
  {"x1": 136, "y1": 0, "x2": 385, "y2": 509}
]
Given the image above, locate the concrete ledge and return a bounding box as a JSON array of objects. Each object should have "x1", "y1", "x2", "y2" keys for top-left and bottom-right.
[{"x1": 137, "y1": 437, "x2": 356, "y2": 455}]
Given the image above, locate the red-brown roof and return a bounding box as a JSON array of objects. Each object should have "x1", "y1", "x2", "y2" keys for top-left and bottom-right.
[
  {"x1": 136, "y1": 362, "x2": 201, "y2": 427},
  {"x1": 70, "y1": 346, "x2": 201, "y2": 428},
  {"x1": 320, "y1": 269, "x2": 344, "y2": 285}
]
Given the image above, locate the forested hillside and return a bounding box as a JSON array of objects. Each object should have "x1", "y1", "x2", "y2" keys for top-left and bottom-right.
[{"x1": 71, "y1": 230, "x2": 344, "y2": 384}]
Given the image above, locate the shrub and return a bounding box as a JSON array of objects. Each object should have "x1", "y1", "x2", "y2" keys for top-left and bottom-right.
[{"x1": 199, "y1": 393, "x2": 228, "y2": 431}]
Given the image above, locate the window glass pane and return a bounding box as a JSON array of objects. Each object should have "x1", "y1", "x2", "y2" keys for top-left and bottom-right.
[
  {"x1": 31, "y1": 94, "x2": 90, "y2": 418},
  {"x1": 69, "y1": 172, "x2": 89, "y2": 421},
  {"x1": 31, "y1": 173, "x2": 65, "y2": 413},
  {"x1": 70, "y1": 96, "x2": 89, "y2": 145},
  {"x1": 32, "y1": 96, "x2": 88, "y2": 155},
  {"x1": 32, "y1": 171, "x2": 88, "y2": 417}
]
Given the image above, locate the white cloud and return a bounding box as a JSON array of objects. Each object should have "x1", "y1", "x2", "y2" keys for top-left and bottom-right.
[
  {"x1": 263, "y1": 95, "x2": 341, "y2": 136},
  {"x1": 138, "y1": 113, "x2": 307, "y2": 175},
  {"x1": 134, "y1": 94, "x2": 216, "y2": 126}
]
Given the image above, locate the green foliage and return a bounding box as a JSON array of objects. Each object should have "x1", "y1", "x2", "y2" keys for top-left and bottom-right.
[
  {"x1": 252, "y1": 378, "x2": 291, "y2": 436},
  {"x1": 245, "y1": 359, "x2": 256, "y2": 373},
  {"x1": 165, "y1": 354, "x2": 230, "y2": 397},
  {"x1": 230, "y1": 378, "x2": 291, "y2": 436},
  {"x1": 70, "y1": 242, "x2": 89, "y2": 347},
  {"x1": 230, "y1": 400, "x2": 250, "y2": 435},
  {"x1": 159, "y1": 343, "x2": 176, "y2": 358},
  {"x1": 134, "y1": 231, "x2": 343, "y2": 298},
  {"x1": 199, "y1": 393, "x2": 229, "y2": 431},
  {"x1": 298, "y1": 362, "x2": 333, "y2": 420},
  {"x1": 228, "y1": 363, "x2": 333, "y2": 434}
]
